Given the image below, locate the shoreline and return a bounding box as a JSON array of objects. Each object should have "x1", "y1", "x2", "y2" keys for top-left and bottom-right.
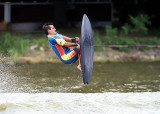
[{"x1": 1, "y1": 47, "x2": 160, "y2": 64}]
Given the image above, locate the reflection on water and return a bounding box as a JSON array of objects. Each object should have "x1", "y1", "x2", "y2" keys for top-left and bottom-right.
[{"x1": 0, "y1": 62, "x2": 160, "y2": 93}]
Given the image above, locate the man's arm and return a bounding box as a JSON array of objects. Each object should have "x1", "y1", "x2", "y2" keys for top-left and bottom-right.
[
  {"x1": 62, "y1": 35, "x2": 80, "y2": 43},
  {"x1": 56, "y1": 37, "x2": 77, "y2": 47},
  {"x1": 64, "y1": 42, "x2": 77, "y2": 47},
  {"x1": 62, "y1": 35, "x2": 72, "y2": 42}
]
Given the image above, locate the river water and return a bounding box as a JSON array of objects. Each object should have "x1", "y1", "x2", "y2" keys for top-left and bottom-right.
[{"x1": 0, "y1": 62, "x2": 160, "y2": 114}]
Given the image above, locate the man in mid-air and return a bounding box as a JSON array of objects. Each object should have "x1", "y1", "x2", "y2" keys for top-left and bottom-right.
[{"x1": 42, "y1": 22, "x2": 81, "y2": 71}]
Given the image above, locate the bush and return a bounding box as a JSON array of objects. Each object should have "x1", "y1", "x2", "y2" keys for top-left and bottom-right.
[
  {"x1": 134, "y1": 37, "x2": 160, "y2": 45},
  {"x1": 93, "y1": 30, "x2": 102, "y2": 51},
  {"x1": 93, "y1": 30, "x2": 102, "y2": 45},
  {"x1": 121, "y1": 23, "x2": 131, "y2": 35},
  {"x1": 121, "y1": 14, "x2": 152, "y2": 35},
  {"x1": 105, "y1": 26, "x2": 118, "y2": 38},
  {"x1": 104, "y1": 36, "x2": 136, "y2": 45}
]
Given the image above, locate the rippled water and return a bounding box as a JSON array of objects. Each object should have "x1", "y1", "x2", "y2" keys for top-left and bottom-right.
[
  {"x1": 0, "y1": 62, "x2": 160, "y2": 113},
  {"x1": 0, "y1": 62, "x2": 160, "y2": 93}
]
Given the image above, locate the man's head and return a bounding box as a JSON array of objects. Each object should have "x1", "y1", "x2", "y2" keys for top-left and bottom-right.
[{"x1": 42, "y1": 22, "x2": 56, "y2": 35}]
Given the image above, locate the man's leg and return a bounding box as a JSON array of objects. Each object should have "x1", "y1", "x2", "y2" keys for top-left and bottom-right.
[
  {"x1": 73, "y1": 45, "x2": 81, "y2": 71},
  {"x1": 77, "y1": 53, "x2": 81, "y2": 71}
]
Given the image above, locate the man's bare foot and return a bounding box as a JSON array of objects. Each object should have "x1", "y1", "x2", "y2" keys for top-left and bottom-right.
[{"x1": 77, "y1": 65, "x2": 81, "y2": 71}]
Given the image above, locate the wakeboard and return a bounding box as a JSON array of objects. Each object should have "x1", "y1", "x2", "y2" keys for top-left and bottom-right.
[{"x1": 80, "y1": 14, "x2": 94, "y2": 84}]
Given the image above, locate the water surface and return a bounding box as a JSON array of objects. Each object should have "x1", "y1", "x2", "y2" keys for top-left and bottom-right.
[
  {"x1": 0, "y1": 62, "x2": 160, "y2": 114},
  {"x1": 0, "y1": 62, "x2": 160, "y2": 93}
]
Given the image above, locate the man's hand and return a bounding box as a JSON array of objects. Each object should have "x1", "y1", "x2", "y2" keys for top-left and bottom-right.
[{"x1": 72, "y1": 37, "x2": 80, "y2": 43}]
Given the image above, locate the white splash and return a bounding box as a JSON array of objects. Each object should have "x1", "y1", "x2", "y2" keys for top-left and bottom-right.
[{"x1": 0, "y1": 92, "x2": 160, "y2": 114}]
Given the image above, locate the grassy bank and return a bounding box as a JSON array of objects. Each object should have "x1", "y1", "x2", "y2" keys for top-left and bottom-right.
[
  {"x1": 0, "y1": 29, "x2": 160, "y2": 63},
  {"x1": 0, "y1": 32, "x2": 49, "y2": 58},
  {"x1": 93, "y1": 27, "x2": 160, "y2": 50},
  {"x1": 0, "y1": 32, "x2": 29, "y2": 58}
]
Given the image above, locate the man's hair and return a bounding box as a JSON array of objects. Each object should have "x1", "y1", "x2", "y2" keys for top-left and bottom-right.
[{"x1": 42, "y1": 22, "x2": 53, "y2": 35}]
